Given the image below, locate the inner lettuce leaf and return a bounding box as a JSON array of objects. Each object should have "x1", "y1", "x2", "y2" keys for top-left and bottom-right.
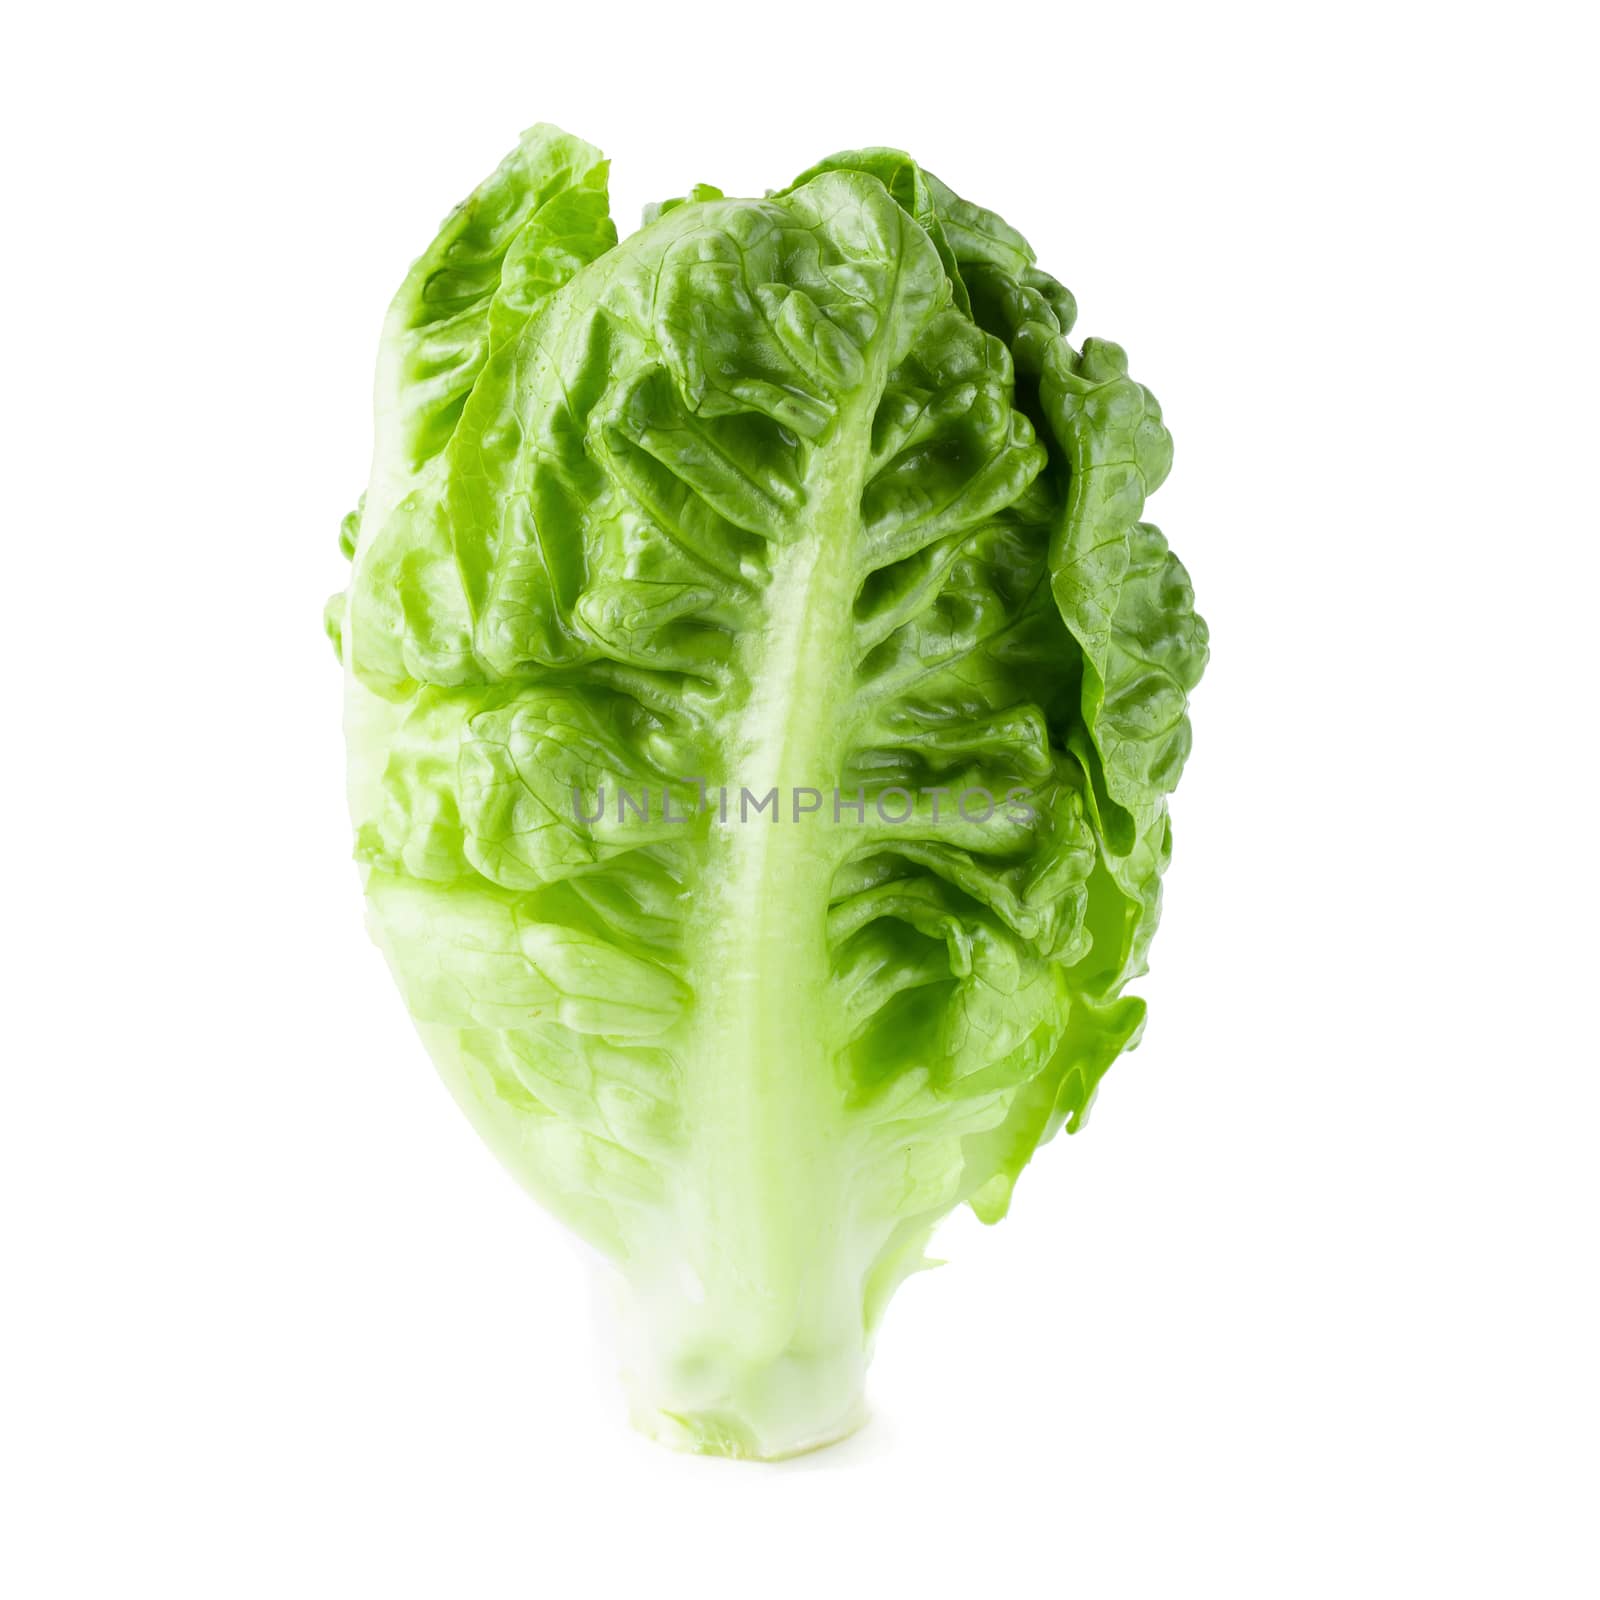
[{"x1": 330, "y1": 125, "x2": 1207, "y2": 1459}]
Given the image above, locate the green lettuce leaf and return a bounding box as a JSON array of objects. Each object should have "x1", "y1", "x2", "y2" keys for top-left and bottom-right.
[{"x1": 332, "y1": 126, "x2": 1207, "y2": 1459}]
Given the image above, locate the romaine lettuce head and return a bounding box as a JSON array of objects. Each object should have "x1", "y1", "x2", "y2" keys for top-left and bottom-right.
[{"x1": 329, "y1": 125, "x2": 1206, "y2": 1458}]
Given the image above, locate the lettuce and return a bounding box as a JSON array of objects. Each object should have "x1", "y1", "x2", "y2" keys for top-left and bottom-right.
[{"x1": 329, "y1": 125, "x2": 1207, "y2": 1458}]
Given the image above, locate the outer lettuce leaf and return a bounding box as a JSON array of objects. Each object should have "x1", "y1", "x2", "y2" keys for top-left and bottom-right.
[
  {"x1": 333, "y1": 130, "x2": 1205, "y2": 1458},
  {"x1": 344, "y1": 125, "x2": 617, "y2": 693}
]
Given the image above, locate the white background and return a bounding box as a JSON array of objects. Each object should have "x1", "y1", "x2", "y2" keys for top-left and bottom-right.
[{"x1": 5, "y1": 3, "x2": 1595, "y2": 1594}]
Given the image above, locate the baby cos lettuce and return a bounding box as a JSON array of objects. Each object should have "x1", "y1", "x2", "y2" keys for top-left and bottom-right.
[{"x1": 329, "y1": 125, "x2": 1206, "y2": 1458}]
